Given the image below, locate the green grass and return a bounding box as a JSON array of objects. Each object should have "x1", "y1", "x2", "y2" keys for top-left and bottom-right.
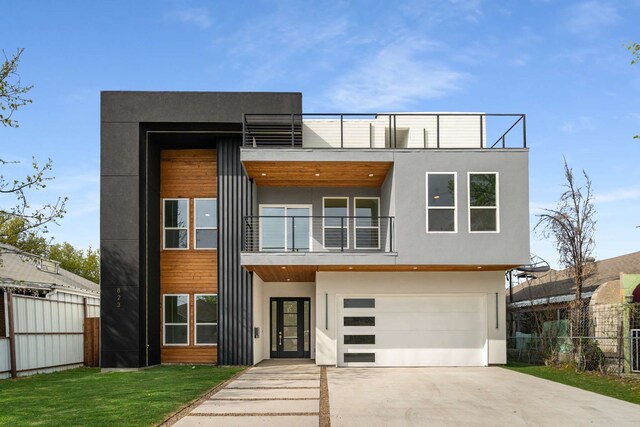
[
  {"x1": 504, "y1": 362, "x2": 640, "y2": 405},
  {"x1": 0, "y1": 365, "x2": 244, "y2": 427}
]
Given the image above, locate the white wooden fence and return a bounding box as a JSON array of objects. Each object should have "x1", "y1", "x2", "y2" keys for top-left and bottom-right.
[{"x1": 1, "y1": 291, "x2": 99, "y2": 379}]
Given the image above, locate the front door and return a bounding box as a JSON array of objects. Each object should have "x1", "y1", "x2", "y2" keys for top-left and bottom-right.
[{"x1": 270, "y1": 298, "x2": 311, "y2": 358}]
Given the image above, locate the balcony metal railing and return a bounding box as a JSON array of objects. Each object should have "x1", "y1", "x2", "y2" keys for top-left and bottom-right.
[
  {"x1": 243, "y1": 113, "x2": 526, "y2": 149},
  {"x1": 242, "y1": 216, "x2": 394, "y2": 253}
]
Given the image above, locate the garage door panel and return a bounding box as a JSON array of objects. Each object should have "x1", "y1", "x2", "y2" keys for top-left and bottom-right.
[
  {"x1": 337, "y1": 294, "x2": 487, "y2": 367},
  {"x1": 372, "y1": 296, "x2": 482, "y2": 313},
  {"x1": 373, "y1": 312, "x2": 483, "y2": 332}
]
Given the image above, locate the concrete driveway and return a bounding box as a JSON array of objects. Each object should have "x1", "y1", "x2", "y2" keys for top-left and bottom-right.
[
  {"x1": 328, "y1": 367, "x2": 640, "y2": 426},
  {"x1": 170, "y1": 362, "x2": 640, "y2": 426}
]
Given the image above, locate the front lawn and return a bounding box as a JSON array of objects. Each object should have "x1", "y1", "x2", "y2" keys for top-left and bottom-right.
[
  {"x1": 0, "y1": 365, "x2": 244, "y2": 427},
  {"x1": 504, "y1": 362, "x2": 640, "y2": 405}
]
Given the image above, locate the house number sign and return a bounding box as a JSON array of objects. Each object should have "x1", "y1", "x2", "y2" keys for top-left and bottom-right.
[{"x1": 116, "y1": 287, "x2": 122, "y2": 308}]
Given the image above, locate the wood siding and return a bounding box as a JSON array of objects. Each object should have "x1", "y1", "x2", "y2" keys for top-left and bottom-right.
[{"x1": 160, "y1": 149, "x2": 217, "y2": 364}]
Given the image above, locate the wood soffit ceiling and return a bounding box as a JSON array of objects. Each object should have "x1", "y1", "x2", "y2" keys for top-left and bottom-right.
[
  {"x1": 246, "y1": 264, "x2": 519, "y2": 282},
  {"x1": 243, "y1": 161, "x2": 393, "y2": 187}
]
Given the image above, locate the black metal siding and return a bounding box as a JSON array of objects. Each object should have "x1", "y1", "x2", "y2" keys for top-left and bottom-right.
[{"x1": 217, "y1": 137, "x2": 253, "y2": 365}]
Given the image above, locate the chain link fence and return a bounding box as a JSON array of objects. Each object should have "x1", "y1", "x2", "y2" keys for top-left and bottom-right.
[{"x1": 508, "y1": 301, "x2": 640, "y2": 375}]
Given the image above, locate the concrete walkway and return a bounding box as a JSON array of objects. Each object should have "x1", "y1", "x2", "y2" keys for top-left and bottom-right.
[{"x1": 172, "y1": 360, "x2": 321, "y2": 426}]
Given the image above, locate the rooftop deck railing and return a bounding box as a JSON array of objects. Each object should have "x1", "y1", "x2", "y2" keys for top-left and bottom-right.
[{"x1": 243, "y1": 113, "x2": 526, "y2": 149}]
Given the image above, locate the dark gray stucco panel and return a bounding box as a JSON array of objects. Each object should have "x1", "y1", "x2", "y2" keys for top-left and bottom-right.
[{"x1": 100, "y1": 91, "x2": 302, "y2": 368}]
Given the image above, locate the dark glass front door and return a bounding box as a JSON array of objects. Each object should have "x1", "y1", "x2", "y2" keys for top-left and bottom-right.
[{"x1": 270, "y1": 298, "x2": 311, "y2": 358}]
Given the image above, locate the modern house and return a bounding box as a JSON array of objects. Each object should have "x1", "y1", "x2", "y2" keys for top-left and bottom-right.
[{"x1": 100, "y1": 91, "x2": 529, "y2": 368}]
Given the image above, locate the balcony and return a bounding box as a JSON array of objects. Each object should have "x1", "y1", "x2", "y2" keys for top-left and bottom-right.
[
  {"x1": 243, "y1": 216, "x2": 394, "y2": 253},
  {"x1": 243, "y1": 113, "x2": 526, "y2": 150}
]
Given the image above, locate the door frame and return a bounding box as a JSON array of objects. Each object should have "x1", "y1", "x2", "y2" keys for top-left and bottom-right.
[{"x1": 270, "y1": 297, "x2": 312, "y2": 359}]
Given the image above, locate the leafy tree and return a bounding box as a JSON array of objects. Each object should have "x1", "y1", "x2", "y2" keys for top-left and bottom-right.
[
  {"x1": 0, "y1": 48, "x2": 67, "y2": 256},
  {"x1": 535, "y1": 159, "x2": 596, "y2": 302},
  {"x1": 1, "y1": 48, "x2": 32, "y2": 128},
  {"x1": 47, "y1": 242, "x2": 100, "y2": 284}
]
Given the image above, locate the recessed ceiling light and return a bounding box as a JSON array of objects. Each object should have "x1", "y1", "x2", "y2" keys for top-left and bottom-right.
[
  {"x1": 286, "y1": 278, "x2": 290, "y2": 282},
  {"x1": 477, "y1": 266, "x2": 482, "y2": 269},
  {"x1": 433, "y1": 195, "x2": 440, "y2": 199},
  {"x1": 261, "y1": 173, "x2": 267, "y2": 176},
  {"x1": 315, "y1": 173, "x2": 320, "y2": 177},
  {"x1": 281, "y1": 266, "x2": 286, "y2": 270},
  {"x1": 368, "y1": 173, "x2": 374, "y2": 177},
  {"x1": 412, "y1": 266, "x2": 418, "y2": 270},
  {"x1": 348, "y1": 266, "x2": 353, "y2": 270}
]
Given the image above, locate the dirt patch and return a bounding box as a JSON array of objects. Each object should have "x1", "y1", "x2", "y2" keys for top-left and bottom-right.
[{"x1": 319, "y1": 366, "x2": 331, "y2": 427}]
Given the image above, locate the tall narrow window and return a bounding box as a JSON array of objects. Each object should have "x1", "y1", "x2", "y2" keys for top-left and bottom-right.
[
  {"x1": 426, "y1": 173, "x2": 456, "y2": 232},
  {"x1": 195, "y1": 294, "x2": 218, "y2": 345},
  {"x1": 469, "y1": 173, "x2": 499, "y2": 232},
  {"x1": 323, "y1": 198, "x2": 349, "y2": 249},
  {"x1": 164, "y1": 294, "x2": 189, "y2": 345},
  {"x1": 164, "y1": 199, "x2": 189, "y2": 249},
  {"x1": 195, "y1": 198, "x2": 217, "y2": 249},
  {"x1": 354, "y1": 198, "x2": 380, "y2": 249}
]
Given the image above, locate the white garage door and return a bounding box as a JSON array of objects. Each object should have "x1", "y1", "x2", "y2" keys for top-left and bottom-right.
[{"x1": 337, "y1": 294, "x2": 487, "y2": 367}]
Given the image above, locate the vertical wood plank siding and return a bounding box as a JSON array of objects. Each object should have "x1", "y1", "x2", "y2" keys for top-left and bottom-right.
[{"x1": 217, "y1": 138, "x2": 253, "y2": 365}]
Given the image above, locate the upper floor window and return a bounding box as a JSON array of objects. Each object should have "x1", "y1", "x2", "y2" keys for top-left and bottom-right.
[
  {"x1": 164, "y1": 199, "x2": 189, "y2": 249},
  {"x1": 323, "y1": 197, "x2": 349, "y2": 249},
  {"x1": 426, "y1": 173, "x2": 456, "y2": 233},
  {"x1": 195, "y1": 198, "x2": 217, "y2": 249},
  {"x1": 468, "y1": 173, "x2": 499, "y2": 232},
  {"x1": 354, "y1": 197, "x2": 380, "y2": 249}
]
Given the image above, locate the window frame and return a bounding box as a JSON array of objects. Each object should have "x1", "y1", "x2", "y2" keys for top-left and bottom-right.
[
  {"x1": 425, "y1": 172, "x2": 458, "y2": 234},
  {"x1": 163, "y1": 294, "x2": 190, "y2": 346},
  {"x1": 467, "y1": 172, "x2": 500, "y2": 233},
  {"x1": 194, "y1": 198, "x2": 217, "y2": 250},
  {"x1": 194, "y1": 293, "x2": 218, "y2": 346},
  {"x1": 163, "y1": 198, "x2": 190, "y2": 250},
  {"x1": 353, "y1": 197, "x2": 381, "y2": 250},
  {"x1": 322, "y1": 197, "x2": 350, "y2": 249}
]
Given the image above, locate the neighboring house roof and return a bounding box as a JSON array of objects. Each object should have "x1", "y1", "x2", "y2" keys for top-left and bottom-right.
[
  {"x1": 0, "y1": 243, "x2": 100, "y2": 296},
  {"x1": 509, "y1": 251, "x2": 640, "y2": 306}
]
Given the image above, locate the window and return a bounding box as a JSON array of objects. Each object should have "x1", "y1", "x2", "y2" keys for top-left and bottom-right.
[
  {"x1": 195, "y1": 199, "x2": 217, "y2": 249},
  {"x1": 354, "y1": 198, "x2": 380, "y2": 249},
  {"x1": 469, "y1": 173, "x2": 499, "y2": 232},
  {"x1": 164, "y1": 199, "x2": 189, "y2": 249},
  {"x1": 344, "y1": 298, "x2": 375, "y2": 308},
  {"x1": 426, "y1": 173, "x2": 456, "y2": 232},
  {"x1": 195, "y1": 294, "x2": 218, "y2": 345},
  {"x1": 344, "y1": 353, "x2": 376, "y2": 363},
  {"x1": 344, "y1": 335, "x2": 376, "y2": 344},
  {"x1": 164, "y1": 294, "x2": 189, "y2": 345},
  {"x1": 260, "y1": 205, "x2": 311, "y2": 252},
  {"x1": 343, "y1": 316, "x2": 375, "y2": 327},
  {"x1": 323, "y1": 197, "x2": 349, "y2": 249}
]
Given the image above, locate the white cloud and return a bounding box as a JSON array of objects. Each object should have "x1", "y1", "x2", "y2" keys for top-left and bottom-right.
[
  {"x1": 325, "y1": 40, "x2": 467, "y2": 111},
  {"x1": 566, "y1": 1, "x2": 619, "y2": 36},
  {"x1": 560, "y1": 116, "x2": 595, "y2": 134},
  {"x1": 171, "y1": 7, "x2": 212, "y2": 29},
  {"x1": 595, "y1": 188, "x2": 640, "y2": 204}
]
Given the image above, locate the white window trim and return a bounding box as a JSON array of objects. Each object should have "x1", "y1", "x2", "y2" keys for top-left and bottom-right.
[
  {"x1": 353, "y1": 197, "x2": 381, "y2": 250},
  {"x1": 425, "y1": 172, "x2": 458, "y2": 233},
  {"x1": 322, "y1": 197, "x2": 350, "y2": 249},
  {"x1": 163, "y1": 294, "x2": 189, "y2": 346},
  {"x1": 194, "y1": 198, "x2": 217, "y2": 250},
  {"x1": 195, "y1": 294, "x2": 218, "y2": 346},
  {"x1": 163, "y1": 198, "x2": 189, "y2": 250},
  {"x1": 259, "y1": 204, "x2": 313, "y2": 252},
  {"x1": 467, "y1": 172, "x2": 500, "y2": 233}
]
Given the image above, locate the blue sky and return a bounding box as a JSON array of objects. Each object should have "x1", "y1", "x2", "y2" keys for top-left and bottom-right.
[{"x1": 1, "y1": 0, "x2": 639, "y2": 268}]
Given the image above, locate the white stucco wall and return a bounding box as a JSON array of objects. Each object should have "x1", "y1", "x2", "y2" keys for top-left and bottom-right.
[
  {"x1": 252, "y1": 275, "x2": 316, "y2": 365},
  {"x1": 315, "y1": 271, "x2": 507, "y2": 366}
]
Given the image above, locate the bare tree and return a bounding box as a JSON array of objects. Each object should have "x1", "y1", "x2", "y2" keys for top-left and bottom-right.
[
  {"x1": 535, "y1": 159, "x2": 596, "y2": 302},
  {"x1": 1, "y1": 48, "x2": 33, "y2": 128}
]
